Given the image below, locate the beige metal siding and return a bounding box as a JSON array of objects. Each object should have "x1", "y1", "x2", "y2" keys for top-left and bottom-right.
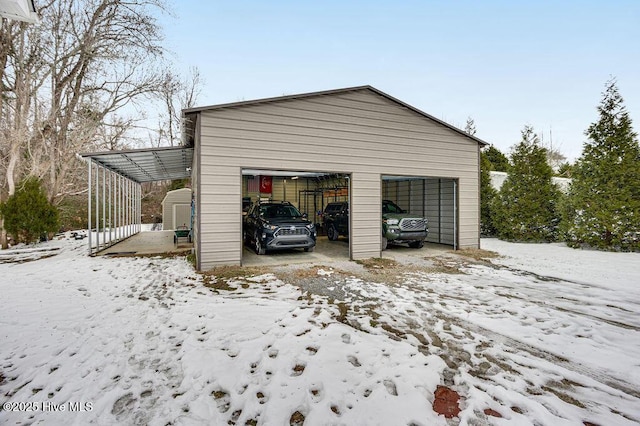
[
  {"x1": 192, "y1": 114, "x2": 202, "y2": 269},
  {"x1": 197, "y1": 89, "x2": 479, "y2": 267},
  {"x1": 350, "y1": 172, "x2": 381, "y2": 259}
]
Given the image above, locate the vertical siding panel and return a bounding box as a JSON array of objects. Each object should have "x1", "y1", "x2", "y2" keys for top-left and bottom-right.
[
  {"x1": 440, "y1": 179, "x2": 455, "y2": 245},
  {"x1": 199, "y1": 163, "x2": 242, "y2": 269},
  {"x1": 351, "y1": 172, "x2": 381, "y2": 259},
  {"x1": 425, "y1": 179, "x2": 440, "y2": 243}
]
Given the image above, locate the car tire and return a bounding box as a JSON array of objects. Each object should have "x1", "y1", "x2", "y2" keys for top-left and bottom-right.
[
  {"x1": 409, "y1": 241, "x2": 424, "y2": 249},
  {"x1": 254, "y1": 231, "x2": 266, "y2": 255},
  {"x1": 327, "y1": 224, "x2": 339, "y2": 241},
  {"x1": 381, "y1": 236, "x2": 388, "y2": 250},
  {"x1": 304, "y1": 245, "x2": 315, "y2": 252}
]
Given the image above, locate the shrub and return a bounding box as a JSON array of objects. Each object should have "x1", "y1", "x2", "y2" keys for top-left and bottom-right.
[{"x1": 1, "y1": 178, "x2": 60, "y2": 244}]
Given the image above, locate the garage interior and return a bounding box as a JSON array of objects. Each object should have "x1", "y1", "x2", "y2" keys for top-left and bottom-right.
[
  {"x1": 241, "y1": 169, "x2": 351, "y2": 265},
  {"x1": 382, "y1": 176, "x2": 457, "y2": 249},
  {"x1": 240, "y1": 169, "x2": 458, "y2": 266}
]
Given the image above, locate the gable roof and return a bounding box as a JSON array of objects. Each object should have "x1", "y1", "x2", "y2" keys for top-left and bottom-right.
[{"x1": 183, "y1": 85, "x2": 488, "y2": 146}]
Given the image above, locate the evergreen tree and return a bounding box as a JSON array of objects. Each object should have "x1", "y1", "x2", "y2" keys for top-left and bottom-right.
[
  {"x1": 480, "y1": 150, "x2": 497, "y2": 235},
  {"x1": 563, "y1": 80, "x2": 640, "y2": 251},
  {"x1": 0, "y1": 178, "x2": 59, "y2": 244},
  {"x1": 484, "y1": 145, "x2": 510, "y2": 172},
  {"x1": 492, "y1": 126, "x2": 561, "y2": 242}
]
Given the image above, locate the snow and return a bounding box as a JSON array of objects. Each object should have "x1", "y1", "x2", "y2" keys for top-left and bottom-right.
[{"x1": 1, "y1": 236, "x2": 639, "y2": 425}]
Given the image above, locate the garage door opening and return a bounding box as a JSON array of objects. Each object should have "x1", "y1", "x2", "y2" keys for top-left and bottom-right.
[
  {"x1": 241, "y1": 169, "x2": 351, "y2": 266},
  {"x1": 382, "y1": 176, "x2": 458, "y2": 250}
]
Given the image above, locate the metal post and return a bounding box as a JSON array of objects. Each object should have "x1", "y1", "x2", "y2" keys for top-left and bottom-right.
[
  {"x1": 453, "y1": 179, "x2": 458, "y2": 250},
  {"x1": 119, "y1": 175, "x2": 123, "y2": 240},
  {"x1": 126, "y1": 179, "x2": 130, "y2": 237},
  {"x1": 137, "y1": 184, "x2": 141, "y2": 232},
  {"x1": 114, "y1": 174, "x2": 119, "y2": 241},
  {"x1": 109, "y1": 171, "x2": 113, "y2": 245},
  {"x1": 95, "y1": 164, "x2": 100, "y2": 251},
  {"x1": 88, "y1": 161, "x2": 92, "y2": 255},
  {"x1": 102, "y1": 167, "x2": 106, "y2": 246}
]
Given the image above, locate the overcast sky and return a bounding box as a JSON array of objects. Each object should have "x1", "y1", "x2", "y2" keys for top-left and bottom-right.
[{"x1": 158, "y1": 0, "x2": 639, "y2": 161}]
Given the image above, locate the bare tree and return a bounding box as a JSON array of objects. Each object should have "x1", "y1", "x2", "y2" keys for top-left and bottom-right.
[
  {"x1": 0, "y1": 0, "x2": 181, "y2": 248},
  {"x1": 150, "y1": 66, "x2": 202, "y2": 147}
]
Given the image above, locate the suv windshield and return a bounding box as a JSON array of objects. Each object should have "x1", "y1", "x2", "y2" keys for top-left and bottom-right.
[
  {"x1": 260, "y1": 204, "x2": 302, "y2": 219},
  {"x1": 382, "y1": 200, "x2": 406, "y2": 214}
]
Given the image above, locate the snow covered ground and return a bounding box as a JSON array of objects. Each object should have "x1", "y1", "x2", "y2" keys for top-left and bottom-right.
[{"x1": 1, "y1": 236, "x2": 638, "y2": 425}]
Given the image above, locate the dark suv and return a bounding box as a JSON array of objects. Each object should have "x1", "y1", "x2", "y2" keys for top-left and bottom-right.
[
  {"x1": 243, "y1": 201, "x2": 316, "y2": 255},
  {"x1": 323, "y1": 200, "x2": 428, "y2": 249}
]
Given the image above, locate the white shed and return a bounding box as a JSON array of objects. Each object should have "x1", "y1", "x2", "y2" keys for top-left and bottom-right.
[{"x1": 162, "y1": 188, "x2": 192, "y2": 230}]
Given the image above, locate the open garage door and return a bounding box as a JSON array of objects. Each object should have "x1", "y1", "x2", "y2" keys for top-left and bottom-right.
[
  {"x1": 241, "y1": 169, "x2": 351, "y2": 266},
  {"x1": 382, "y1": 176, "x2": 457, "y2": 249}
]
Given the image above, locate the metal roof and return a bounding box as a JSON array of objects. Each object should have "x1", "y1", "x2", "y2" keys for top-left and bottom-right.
[
  {"x1": 79, "y1": 146, "x2": 193, "y2": 183},
  {"x1": 184, "y1": 85, "x2": 489, "y2": 146}
]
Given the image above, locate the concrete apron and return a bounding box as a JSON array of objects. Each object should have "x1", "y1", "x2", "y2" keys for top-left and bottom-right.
[
  {"x1": 96, "y1": 230, "x2": 193, "y2": 256},
  {"x1": 241, "y1": 237, "x2": 451, "y2": 267},
  {"x1": 96, "y1": 232, "x2": 451, "y2": 266}
]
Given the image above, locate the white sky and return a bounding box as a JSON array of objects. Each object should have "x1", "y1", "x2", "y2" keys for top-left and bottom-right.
[{"x1": 156, "y1": 0, "x2": 640, "y2": 162}]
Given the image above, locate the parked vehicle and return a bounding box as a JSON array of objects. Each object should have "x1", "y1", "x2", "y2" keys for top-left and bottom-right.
[
  {"x1": 243, "y1": 201, "x2": 316, "y2": 255},
  {"x1": 323, "y1": 201, "x2": 349, "y2": 241},
  {"x1": 322, "y1": 200, "x2": 428, "y2": 249}
]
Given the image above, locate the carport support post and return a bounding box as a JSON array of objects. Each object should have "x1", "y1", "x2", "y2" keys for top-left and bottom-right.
[
  {"x1": 102, "y1": 167, "x2": 106, "y2": 246},
  {"x1": 95, "y1": 163, "x2": 100, "y2": 251},
  {"x1": 119, "y1": 174, "x2": 123, "y2": 240},
  {"x1": 87, "y1": 161, "x2": 92, "y2": 255},
  {"x1": 137, "y1": 184, "x2": 141, "y2": 232},
  {"x1": 128, "y1": 179, "x2": 132, "y2": 236}
]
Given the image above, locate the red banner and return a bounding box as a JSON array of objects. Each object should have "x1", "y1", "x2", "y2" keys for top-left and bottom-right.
[{"x1": 259, "y1": 176, "x2": 272, "y2": 193}]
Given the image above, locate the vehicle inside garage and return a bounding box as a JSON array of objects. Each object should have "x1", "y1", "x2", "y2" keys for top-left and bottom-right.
[
  {"x1": 241, "y1": 169, "x2": 350, "y2": 265},
  {"x1": 382, "y1": 176, "x2": 457, "y2": 249}
]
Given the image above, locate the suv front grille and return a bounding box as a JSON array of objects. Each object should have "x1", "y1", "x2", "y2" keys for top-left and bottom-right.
[
  {"x1": 275, "y1": 227, "x2": 309, "y2": 237},
  {"x1": 399, "y1": 218, "x2": 427, "y2": 231}
]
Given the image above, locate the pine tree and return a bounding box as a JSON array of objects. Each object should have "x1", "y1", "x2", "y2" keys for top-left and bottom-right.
[
  {"x1": 480, "y1": 151, "x2": 497, "y2": 235},
  {"x1": 563, "y1": 80, "x2": 640, "y2": 251},
  {"x1": 484, "y1": 145, "x2": 510, "y2": 172},
  {"x1": 492, "y1": 126, "x2": 561, "y2": 242},
  {"x1": 0, "y1": 178, "x2": 59, "y2": 244}
]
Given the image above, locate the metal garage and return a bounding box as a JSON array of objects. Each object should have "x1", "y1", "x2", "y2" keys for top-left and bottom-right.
[{"x1": 184, "y1": 85, "x2": 487, "y2": 270}]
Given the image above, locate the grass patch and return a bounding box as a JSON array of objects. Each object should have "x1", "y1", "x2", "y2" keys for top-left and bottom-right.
[
  {"x1": 453, "y1": 248, "x2": 500, "y2": 261},
  {"x1": 201, "y1": 265, "x2": 266, "y2": 291},
  {"x1": 355, "y1": 257, "x2": 399, "y2": 271}
]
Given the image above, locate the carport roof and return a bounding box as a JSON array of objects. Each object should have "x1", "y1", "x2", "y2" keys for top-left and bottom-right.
[{"x1": 79, "y1": 146, "x2": 193, "y2": 183}]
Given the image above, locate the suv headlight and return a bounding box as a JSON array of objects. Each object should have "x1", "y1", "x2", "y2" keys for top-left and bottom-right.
[
  {"x1": 265, "y1": 224, "x2": 278, "y2": 231},
  {"x1": 305, "y1": 224, "x2": 315, "y2": 230},
  {"x1": 385, "y1": 218, "x2": 399, "y2": 225}
]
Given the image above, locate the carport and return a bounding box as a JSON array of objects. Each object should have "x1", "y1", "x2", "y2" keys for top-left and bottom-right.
[{"x1": 79, "y1": 146, "x2": 193, "y2": 255}]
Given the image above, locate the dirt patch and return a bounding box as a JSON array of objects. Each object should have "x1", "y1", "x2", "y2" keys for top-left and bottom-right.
[
  {"x1": 453, "y1": 248, "x2": 500, "y2": 262},
  {"x1": 355, "y1": 257, "x2": 399, "y2": 271},
  {"x1": 290, "y1": 410, "x2": 305, "y2": 425},
  {"x1": 201, "y1": 265, "x2": 266, "y2": 291}
]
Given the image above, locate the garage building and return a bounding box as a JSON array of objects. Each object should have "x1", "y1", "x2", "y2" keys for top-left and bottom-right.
[{"x1": 183, "y1": 86, "x2": 487, "y2": 270}]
